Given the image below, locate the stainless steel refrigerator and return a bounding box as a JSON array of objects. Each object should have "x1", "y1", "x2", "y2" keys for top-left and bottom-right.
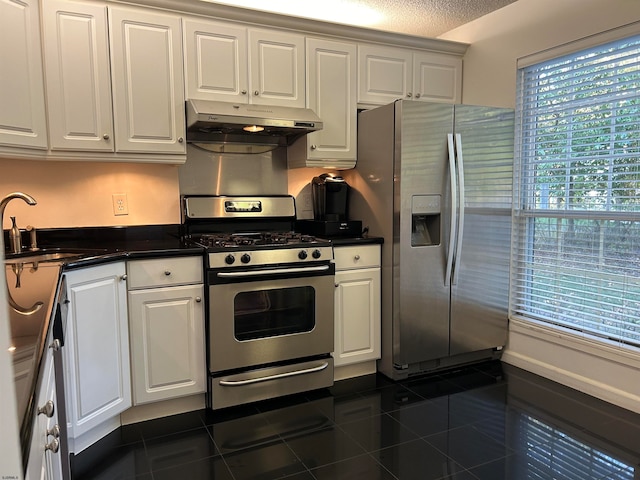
[{"x1": 345, "y1": 100, "x2": 514, "y2": 380}]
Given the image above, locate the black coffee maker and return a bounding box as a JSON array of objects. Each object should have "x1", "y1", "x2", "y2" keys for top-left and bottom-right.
[{"x1": 297, "y1": 173, "x2": 362, "y2": 237}]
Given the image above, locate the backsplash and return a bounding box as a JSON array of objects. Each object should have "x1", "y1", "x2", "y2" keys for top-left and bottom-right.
[{"x1": 0, "y1": 158, "x2": 180, "y2": 230}]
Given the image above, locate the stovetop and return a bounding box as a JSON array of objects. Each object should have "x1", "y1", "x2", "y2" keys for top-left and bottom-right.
[{"x1": 189, "y1": 231, "x2": 329, "y2": 250}]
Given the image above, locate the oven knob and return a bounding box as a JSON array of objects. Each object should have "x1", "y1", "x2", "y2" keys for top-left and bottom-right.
[
  {"x1": 241, "y1": 253, "x2": 251, "y2": 264},
  {"x1": 225, "y1": 254, "x2": 235, "y2": 265},
  {"x1": 312, "y1": 249, "x2": 322, "y2": 259},
  {"x1": 298, "y1": 250, "x2": 308, "y2": 260}
]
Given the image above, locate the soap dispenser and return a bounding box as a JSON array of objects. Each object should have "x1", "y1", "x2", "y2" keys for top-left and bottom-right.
[{"x1": 9, "y1": 216, "x2": 21, "y2": 254}]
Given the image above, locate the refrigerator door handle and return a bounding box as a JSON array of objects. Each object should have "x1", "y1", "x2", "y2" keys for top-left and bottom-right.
[
  {"x1": 452, "y1": 133, "x2": 466, "y2": 286},
  {"x1": 445, "y1": 133, "x2": 457, "y2": 287}
]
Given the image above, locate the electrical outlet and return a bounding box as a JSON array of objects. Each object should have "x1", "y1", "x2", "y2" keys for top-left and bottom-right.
[{"x1": 112, "y1": 193, "x2": 129, "y2": 216}]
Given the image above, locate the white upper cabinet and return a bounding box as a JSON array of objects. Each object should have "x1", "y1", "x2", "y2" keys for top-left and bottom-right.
[
  {"x1": 248, "y1": 28, "x2": 305, "y2": 107},
  {"x1": 288, "y1": 37, "x2": 357, "y2": 169},
  {"x1": 183, "y1": 18, "x2": 304, "y2": 107},
  {"x1": 358, "y1": 44, "x2": 412, "y2": 106},
  {"x1": 358, "y1": 44, "x2": 462, "y2": 105},
  {"x1": 183, "y1": 18, "x2": 248, "y2": 102},
  {"x1": 0, "y1": 0, "x2": 47, "y2": 150},
  {"x1": 109, "y1": 5, "x2": 186, "y2": 154},
  {"x1": 413, "y1": 51, "x2": 462, "y2": 104},
  {"x1": 42, "y1": 0, "x2": 114, "y2": 152}
]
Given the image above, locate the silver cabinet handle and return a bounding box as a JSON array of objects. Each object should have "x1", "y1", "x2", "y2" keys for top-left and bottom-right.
[
  {"x1": 195, "y1": 297, "x2": 202, "y2": 303},
  {"x1": 241, "y1": 89, "x2": 247, "y2": 95},
  {"x1": 415, "y1": 93, "x2": 421, "y2": 98},
  {"x1": 178, "y1": 137, "x2": 184, "y2": 143},
  {"x1": 354, "y1": 254, "x2": 360, "y2": 261},
  {"x1": 45, "y1": 438, "x2": 59, "y2": 453},
  {"x1": 120, "y1": 274, "x2": 127, "y2": 281},
  {"x1": 103, "y1": 133, "x2": 110, "y2": 140},
  {"x1": 49, "y1": 339, "x2": 61, "y2": 352},
  {"x1": 406, "y1": 92, "x2": 412, "y2": 98},
  {"x1": 334, "y1": 283, "x2": 339, "y2": 288},
  {"x1": 164, "y1": 270, "x2": 171, "y2": 276},
  {"x1": 220, "y1": 362, "x2": 329, "y2": 386},
  {"x1": 310, "y1": 145, "x2": 317, "y2": 150},
  {"x1": 254, "y1": 90, "x2": 260, "y2": 96},
  {"x1": 38, "y1": 400, "x2": 54, "y2": 418},
  {"x1": 47, "y1": 424, "x2": 61, "y2": 438}
]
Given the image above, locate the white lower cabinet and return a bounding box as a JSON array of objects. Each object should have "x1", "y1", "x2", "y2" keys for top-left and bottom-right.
[
  {"x1": 25, "y1": 328, "x2": 63, "y2": 480},
  {"x1": 63, "y1": 262, "x2": 130, "y2": 453},
  {"x1": 333, "y1": 245, "x2": 381, "y2": 368},
  {"x1": 126, "y1": 256, "x2": 205, "y2": 405}
]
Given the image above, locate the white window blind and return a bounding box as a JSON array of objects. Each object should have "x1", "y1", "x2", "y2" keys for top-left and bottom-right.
[{"x1": 511, "y1": 35, "x2": 640, "y2": 347}]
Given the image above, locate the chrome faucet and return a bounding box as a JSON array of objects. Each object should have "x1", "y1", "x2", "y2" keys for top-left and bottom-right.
[{"x1": 1, "y1": 192, "x2": 37, "y2": 253}]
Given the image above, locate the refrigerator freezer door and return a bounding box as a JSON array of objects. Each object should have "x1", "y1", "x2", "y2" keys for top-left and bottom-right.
[
  {"x1": 449, "y1": 105, "x2": 514, "y2": 356},
  {"x1": 397, "y1": 101, "x2": 453, "y2": 366}
]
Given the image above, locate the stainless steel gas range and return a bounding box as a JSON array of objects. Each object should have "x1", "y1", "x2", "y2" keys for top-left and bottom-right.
[{"x1": 181, "y1": 195, "x2": 335, "y2": 410}]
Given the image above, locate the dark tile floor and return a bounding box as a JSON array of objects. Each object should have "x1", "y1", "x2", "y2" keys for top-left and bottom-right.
[{"x1": 70, "y1": 362, "x2": 640, "y2": 480}]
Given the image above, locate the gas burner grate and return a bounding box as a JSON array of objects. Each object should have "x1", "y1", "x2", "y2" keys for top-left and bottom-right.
[{"x1": 191, "y1": 232, "x2": 325, "y2": 249}]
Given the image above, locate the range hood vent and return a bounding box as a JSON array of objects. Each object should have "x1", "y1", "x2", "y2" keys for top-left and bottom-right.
[{"x1": 186, "y1": 99, "x2": 322, "y2": 154}]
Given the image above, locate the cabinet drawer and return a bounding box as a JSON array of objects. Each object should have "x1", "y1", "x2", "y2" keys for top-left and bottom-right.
[
  {"x1": 127, "y1": 256, "x2": 203, "y2": 289},
  {"x1": 334, "y1": 245, "x2": 380, "y2": 270}
]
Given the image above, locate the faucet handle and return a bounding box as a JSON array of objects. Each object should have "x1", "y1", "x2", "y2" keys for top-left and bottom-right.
[{"x1": 26, "y1": 225, "x2": 38, "y2": 251}]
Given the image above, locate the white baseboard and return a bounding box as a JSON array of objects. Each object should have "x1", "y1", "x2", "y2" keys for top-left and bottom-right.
[{"x1": 503, "y1": 319, "x2": 640, "y2": 415}]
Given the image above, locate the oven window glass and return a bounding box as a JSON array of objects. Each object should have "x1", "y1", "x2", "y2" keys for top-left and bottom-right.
[{"x1": 234, "y1": 287, "x2": 315, "y2": 341}]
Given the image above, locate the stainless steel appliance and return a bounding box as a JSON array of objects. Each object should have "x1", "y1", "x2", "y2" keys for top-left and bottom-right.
[
  {"x1": 345, "y1": 100, "x2": 514, "y2": 380},
  {"x1": 185, "y1": 99, "x2": 322, "y2": 154},
  {"x1": 181, "y1": 195, "x2": 335, "y2": 409}
]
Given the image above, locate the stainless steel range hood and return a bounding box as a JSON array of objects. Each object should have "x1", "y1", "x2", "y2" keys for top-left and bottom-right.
[{"x1": 186, "y1": 99, "x2": 322, "y2": 154}]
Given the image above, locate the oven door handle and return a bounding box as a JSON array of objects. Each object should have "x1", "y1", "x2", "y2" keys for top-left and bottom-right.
[
  {"x1": 216, "y1": 265, "x2": 331, "y2": 278},
  {"x1": 218, "y1": 362, "x2": 329, "y2": 386}
]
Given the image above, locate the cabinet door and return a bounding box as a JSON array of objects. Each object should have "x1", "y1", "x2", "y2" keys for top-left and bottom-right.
[
  {"x1": 333, "y1": 267, "x2": 381, "y2": 366},
  {"x1": 357, "y1": 44, "x2": 412, "y2": 106},
  {"x1": 183, "y1": 17, "x2": 248, "y2": 102},
  {"x1": 0, "y1": 0, "x2": 47, "y2": 149},
  {"x1": 109, "y1": 6, "x2": 185, "y2": 154},
  {"x1": 128, "y1": 284, "x2": 205, "y2": 404},
  {"x1": 64, "y1": 263, "x2": 130, "y2": 443},
  {"x1": 413, "y1": 52, "x2": 462, "y2": 104},
  {"x1": 248, "y1": 28, "x2": 305, "y2": 107},
  {"x1": 42, "y1": 0, "x2": 114, "y2": 151},
  {"x1": 293, "y1": 37, "x2": 356, "y2": 168}
]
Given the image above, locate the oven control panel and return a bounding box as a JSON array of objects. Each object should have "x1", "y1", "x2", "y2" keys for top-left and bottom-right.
[{"x1": 208, "y1": 246, "x2": 333, "y2": 268}]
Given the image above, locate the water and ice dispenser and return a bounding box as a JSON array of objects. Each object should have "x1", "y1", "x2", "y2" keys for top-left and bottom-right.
[{"x1": 411, "y1": 195, "x2": 441, "y2": 246}]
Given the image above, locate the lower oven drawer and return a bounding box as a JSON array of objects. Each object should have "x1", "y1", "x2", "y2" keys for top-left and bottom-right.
[{"x1": 210, "y1": 357, "x2": 333, "y2": 410}]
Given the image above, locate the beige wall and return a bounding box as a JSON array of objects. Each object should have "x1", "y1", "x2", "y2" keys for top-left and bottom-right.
[
  {"x1": 0, "y1": 159, "x2": 180, "y2": 230},
  {"x1": 440, "y1": 0, "x2": 640, "y2": 108}
]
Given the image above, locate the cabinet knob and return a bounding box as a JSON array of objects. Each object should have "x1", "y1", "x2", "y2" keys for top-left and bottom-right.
[
  {"x1": 406, "y1": 92, "x2": 412, "y2": 98},
  {"x1": 164, "y1": 270, "x2": 171, "y2": 276},
  {"x1": 354, "y1": 255, "x2": 361, "y2": 261},
  {"x1": 178, "y1": 137, "x2": 184, "y2": 143},
  {"x1": 45, "y1": 438, "x2": 60, "y2": 454},
  {"x1": 47, "y1": 424, "x2": 61, "y2": 439},
  {"x1": 37, "y1": 400, "x2": 55, "y2": 418},
  {"x1": 254, "y1": 90, "x2": 260, "y2": 96},
  {"x1": 195, "y1": 296, "x2": 202, "y2": 303},
  {"x1": 103, "y1": 133, "x2": 110, "y2": 140},
  {"x1": 49, "y1": 339, "x2": 61, "y2": 352},
  {"x1": 241, "y1": 90, "x2": 247, "y2": 95},
  {"x1": 120, "y1": 274, "x2": 127, "y2": 282},
  {"x1": 334, "y1": 283, "x2": 339, "y2": 288},
  {"x1": 415, "y1": 93, "x2": 421, "y2": 99},
  {"x1": 310, "y1": 145, "x2": 317, "y2": 150}
]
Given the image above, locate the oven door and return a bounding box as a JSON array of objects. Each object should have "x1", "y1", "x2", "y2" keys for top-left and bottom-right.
[{"x1": 208, "y1": 263, "x2": 335, "y2": 373}]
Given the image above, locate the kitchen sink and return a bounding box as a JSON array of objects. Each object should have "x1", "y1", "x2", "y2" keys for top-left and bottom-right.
[{"x1": 4, "y1": 248, "x2": 109, "y2": 265}]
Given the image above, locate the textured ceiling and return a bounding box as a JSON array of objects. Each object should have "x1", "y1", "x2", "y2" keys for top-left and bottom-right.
[{"x1": 203, "y1": 0, "x2": 520, "y2": 38}]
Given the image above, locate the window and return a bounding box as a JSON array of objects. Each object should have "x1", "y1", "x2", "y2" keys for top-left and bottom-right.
[{"x1": 510, "y1": 35, "x2": 640, "y2": 347}]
